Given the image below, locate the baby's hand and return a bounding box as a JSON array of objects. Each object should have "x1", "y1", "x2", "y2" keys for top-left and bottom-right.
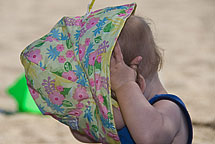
[{"x1": 110, "y1": 42, "x2": 141, "y2": 92}]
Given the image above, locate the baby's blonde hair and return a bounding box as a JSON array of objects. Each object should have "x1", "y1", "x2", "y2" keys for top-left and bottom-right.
[{"x1": 118, "y1": 15, "x2": 163, "y2": 80}]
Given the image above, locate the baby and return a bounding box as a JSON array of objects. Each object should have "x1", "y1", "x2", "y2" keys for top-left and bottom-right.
[
  {"x1": 20, "y1": 2, "x2": 192, "y2": 143},
  {"x1": 72, "y1": 16, "x2": 193, "y2": 144}
]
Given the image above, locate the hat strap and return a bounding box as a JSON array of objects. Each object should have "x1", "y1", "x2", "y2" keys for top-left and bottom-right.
[{"x1": 84, "y1": 0, "x2": 96, "y2": 20}]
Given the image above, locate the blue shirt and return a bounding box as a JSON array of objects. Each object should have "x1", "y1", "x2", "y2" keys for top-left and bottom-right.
[{"x1": 117, "y1": 94, "x2": 193, "y2": 144}]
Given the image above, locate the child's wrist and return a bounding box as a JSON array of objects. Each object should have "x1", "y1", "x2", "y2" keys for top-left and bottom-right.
[{"x1": 114, "y1": 81, "x2": 138, "y2": 93}]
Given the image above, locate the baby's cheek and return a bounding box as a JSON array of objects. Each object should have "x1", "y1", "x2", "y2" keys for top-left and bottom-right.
[{"x1": 112, "y1": 106, "x2": 125, "y2": 130}]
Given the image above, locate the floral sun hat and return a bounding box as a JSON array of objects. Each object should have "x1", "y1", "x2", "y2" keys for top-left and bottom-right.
[{"x1": 20, "y1": 2, "x2": 136, "y2": 144}]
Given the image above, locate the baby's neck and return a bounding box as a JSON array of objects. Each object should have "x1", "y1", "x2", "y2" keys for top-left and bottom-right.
[{"x1": 144, "y1": 73, "x2": 167, "y2": 100}]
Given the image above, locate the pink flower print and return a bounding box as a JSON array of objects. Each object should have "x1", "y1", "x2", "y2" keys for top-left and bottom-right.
[
  {"x1": 107, "y1": 132, "x2": 120, "y2": 141},
  {"x1": 102, "y1": 126, "x2": 106, "y2": 134},
  {"x1": 86, "y1": 17, "x2": 99, "y2": 30},
  {"x1": 68, "y1": 109, "x2": 83, "y2": 117},
  {"x1": 49, "y1": 91, "x2": 65, "y2": 105},
  {"x1": 25, "y1": 76, "x2": 30, "y2": 85},
  {"x1": 85, "y1": 38, "x2": 90, "y2": 46},
  {"x1": 28, "y1": 49, "x2": 42, "y2": 64},
  {"x1": 56, "y1": 86, "x2": 64, "y2": 92},
  {"x1": 73, "y1": 87, "x2": 89, "y2": 101},
  {"x1": 118, "y1": 13, "x2": 126, "y2": 17},
  {"x1": 74, "y1": 19, "x2": 85, "y2": 27},
  {"x1": 98, "y1": 95, "x2": 104, "y2": 103},
  {"x1": 74, "y1": 16, "x2": 85, "y2": 27},
  {"x1": 79, "y1": 44, "x2": 86, "y2": 61},
  {"x1": 58, "y1": 56, "x2": 66, "y2": 63},
  {"x1": 97, "y1": 55, "x2": 102, "y2": 63},
  {"x1": 68, "y1": 32, "x2": 71, "y2": 38},
  {"x1": 80, "y1": 22, "x2": 86, "y2": 28},
  {"x1": 89, "y1": 78, "x2": 95, "y2": 87},
  {"x1": 87, "y1": 14, "x2": 94, "y2": 19},
  {"x1": 62, "y1": 71, "x2": 77, "y2": 82},
  {"x1": 99, "y1": 104, "x2": 108, "y2": 119},
  {"x1": 45, "y1": 36, "x2": 59, "y2": 42},
  {"x1": 45, "y1": 36, "x2": 54, "y2": 42},
  {"x1": 125, "y1": 8, "x2": 133, "y2": 14},
  {"x1": 95, "y1": 74, "x2": 101, "y2": 90},
  {"x1": 89, "y1": 51, "x2": 97, "y2": 66},
  {"x1": 84, "y1": 123, "x2": 94, "y2": 139},
  {"x1": 73, "y1": 56, "x2": 77, "y2": 61},
  {"x1": 92, "y1": 9, "x2": 102, "y2": 14},
  {"x1": 75, "y1": 19, "x2": 82, "y2": 26},
  {"x1": 66, "y1": 50, "x2": 74, "y2": 58},
  {"x1": 40, "y1": 67, "x2": 45, "y2": 71},
  {"x1": 56, "y1": 44, "x2": 64, "y2": 52},
  {"x1": 76, "y1": 102, "x2": 84, "y2": 109},
  {"x1": 28, "y1": 86, "x2": 39, "y2": 100}
]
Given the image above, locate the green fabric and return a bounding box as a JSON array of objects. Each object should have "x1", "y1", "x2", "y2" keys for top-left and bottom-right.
[{"x1": 7, "y1": 74, "x2": 41, "y2": 114}]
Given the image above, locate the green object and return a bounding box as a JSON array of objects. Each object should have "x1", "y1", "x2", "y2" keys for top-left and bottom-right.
[{"x1": 6, "y1": 74, "x2": 41, "y2": 114}]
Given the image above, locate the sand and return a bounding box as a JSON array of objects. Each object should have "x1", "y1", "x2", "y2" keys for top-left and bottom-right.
[{"x1": 0, "y1": 0, "x2": 214, "y2": 143}]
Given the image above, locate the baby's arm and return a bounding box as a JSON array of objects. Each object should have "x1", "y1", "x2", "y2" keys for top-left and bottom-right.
[
  {"x1": 114, "y1": 82, "x2": 183, "y2": 143},
  {"x1": 110, "y1": 43, "x2": 185, "y2": 143}
]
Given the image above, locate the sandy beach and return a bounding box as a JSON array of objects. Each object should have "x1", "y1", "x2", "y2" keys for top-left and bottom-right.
[{"x1": 0, "y1": 0, "x2": 214, "y2": 143}]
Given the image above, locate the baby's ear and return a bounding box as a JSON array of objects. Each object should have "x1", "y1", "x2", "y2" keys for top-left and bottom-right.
[{"x1": 137, "y1": 74, "x2": 146, "y2": 93}]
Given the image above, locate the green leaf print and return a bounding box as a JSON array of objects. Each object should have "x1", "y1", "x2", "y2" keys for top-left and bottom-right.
[
  {"x1": 37, "y1": 88, "x2": 42, "y2": 94},
  {"x1": 40, "y1": 35, "x2": 48, "y2": 40},
  {"x1": 107, "y1": 112, "x2": 113, "y2": 120},
  {"x1": 64, "y1": 62, "x2": 72, "y2": 72},
  {"x1": 94, "y1": 36, "x2": 102, "y2": 43},
  {"x1": 94, "y1": 60, "x2": 101, "y2": 70},
  {"x1": 37, "y1": 88, "x2": 46, "y2": 101},
  {"x1": 117, "y1": 10, "x2": 126, "y2": 15},
  {"x1": 36, "y1": 88, "x2": 46, "y2": 100},
  {"x1": 26, "y1": 75, "x2": 34, "y2": 86},
  {"x1": 88, "y1": 65, "x2": 94, "y2": 76},
  {"x1": 94, "y1": 107, "x2": 97, "y2": 119},
  {"x1": 62, "y1": 100, "x2": 73, "y2": 107},
  {"x1": 66, "y1": 39, "x2": 73, "y2": 49},
  {"x1": 92, "y1": 125, "x2": 98, "y2": 132},
  {"x1": 60, "y1": 88, "x2": 71, "y2": 96},
  {"x1": 41, "y1": 95, "x2": 46, "y2": 101},
  {"x1": 103, "y1": 22, "x2": 115, "y2": 32},
  {"x1": 34, "y1": 42, "x2": 45, "y2": 47},
  {"x1": 103, "y1": 96, "x2": 108, "y2": 108},
  {"x1": 52, "y1": 71, "x2": 63, "y2": 77}
]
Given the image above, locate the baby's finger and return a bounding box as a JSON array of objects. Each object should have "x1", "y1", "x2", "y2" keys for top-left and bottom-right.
[
  {"x1": 129, "y1": 56, "x2": 142, "y2": 71},
  {"x1": 130, "y1": 64, "x2": 138, "y2": 71},
  {"x1": 130, "y1": 56, "x2": 142, "y2": 65},
  {"x1": 114, "y1": 42, "x2": 123, "y2": 62}
]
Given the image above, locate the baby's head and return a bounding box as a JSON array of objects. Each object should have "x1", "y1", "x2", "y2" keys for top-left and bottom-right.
[{"x1": 118, "y1": 16, "x2": 163, "y2": 81}]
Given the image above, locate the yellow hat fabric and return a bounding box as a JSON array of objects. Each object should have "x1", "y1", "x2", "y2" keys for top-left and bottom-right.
[{"x1": 20, "y1": 3, "x2": 136, "y2": 143}]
